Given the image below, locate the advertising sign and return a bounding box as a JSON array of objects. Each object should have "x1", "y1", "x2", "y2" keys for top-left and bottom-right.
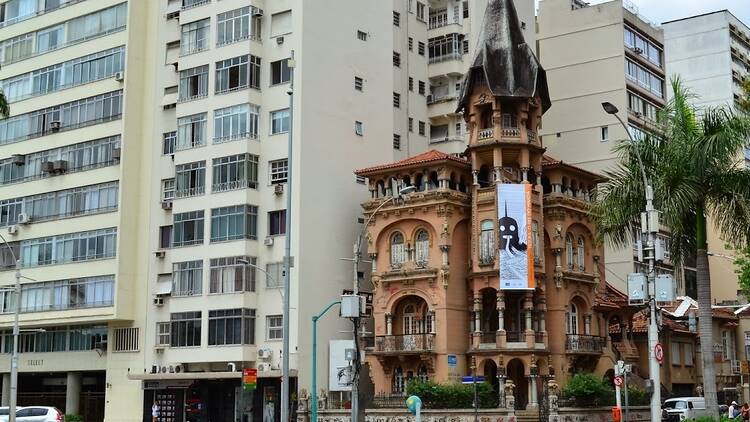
[
  {"x1": 243, "y1": 368, "x2": 257, "y2": 391},
  {"x1": 497, "y1": 184, "x2": 534, "y2": 289}
]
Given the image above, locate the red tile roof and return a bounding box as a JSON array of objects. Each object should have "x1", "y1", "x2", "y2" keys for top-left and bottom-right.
[
  {"x1": 542, "y1": 154, "x2": 604, "y2": 180},
  {"x1": 354, "y1": 150, "x2": 469, "y2": 175},
  {"x1": 594, "y1": 283, "x2": 630, "y2": 310},
  {"x1": 609, "y1": 309, "x2": 694, "y2": 335}
]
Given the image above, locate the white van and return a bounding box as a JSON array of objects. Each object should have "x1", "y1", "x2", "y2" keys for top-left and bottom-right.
[{"x1": 663, "y1": 397, "x2": 710, "y2": 421}]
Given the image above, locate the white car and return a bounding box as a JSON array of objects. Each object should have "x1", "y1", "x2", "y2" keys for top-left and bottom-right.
[
  {"x1": 0, "y1": 407, "x2": 17, "y2": 422},
  {"x1": 14, "y1": 407, "x2": 62, "y2": 422}
]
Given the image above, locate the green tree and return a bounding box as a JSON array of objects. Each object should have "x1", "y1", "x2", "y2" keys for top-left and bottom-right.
[
  {"x1": 593, "y1": 78, "x2": 750, "y2": 418},
  {"x1": 736, "y1": 245, "x2": 750, "y2": 295}
]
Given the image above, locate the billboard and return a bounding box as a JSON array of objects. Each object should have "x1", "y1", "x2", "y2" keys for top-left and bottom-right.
[
  {"x1": 497, "y1": 184, "x2": 534, "y2": 290},
  {"x1": 329, "y1": 339, "x2": 354, "y2": 391}
]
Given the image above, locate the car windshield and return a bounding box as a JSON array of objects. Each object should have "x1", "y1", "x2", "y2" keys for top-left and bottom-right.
[{"x1": 664, "y1": 401, "x2": 688, "y2": 410}]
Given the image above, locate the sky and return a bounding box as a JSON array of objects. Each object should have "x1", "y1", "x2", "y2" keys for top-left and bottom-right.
[{"x1": 534, "y1": 0, "x2": 750, "y2": 25}]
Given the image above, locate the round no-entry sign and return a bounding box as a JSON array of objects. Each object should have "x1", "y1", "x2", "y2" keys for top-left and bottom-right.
[
  {"x1": 614, "y1": 376, "x2": 623, "y2": 387},
  {"x1": 655, "y1": 343, "x2": 664, "y2": 364}
]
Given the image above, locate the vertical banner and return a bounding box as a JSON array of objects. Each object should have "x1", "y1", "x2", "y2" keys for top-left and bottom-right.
[{"x1": 497, "y1": 184, "x2": 534, "y2": 289}]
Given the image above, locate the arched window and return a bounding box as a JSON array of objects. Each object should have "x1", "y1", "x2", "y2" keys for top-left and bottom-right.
[
  {"x1": 577, "y1": 236, "x2": 585, "y2": 271},
  {"x1": 565, "y1": 235, "x2": 574, "y2": 269},
  {"x1": 567, "y1": 303, "x2": 578, "y2": 334},
  {"x1": 393, "y1": 367, "x2": 405, "y2": 393},
  {"x1": 403, "y1": 304, "x2": 419, "y2": 334},
  {"x1": 391, "y1": 232, "x2": 406, "y2": 268},
  {"x1": 480, "y1": 220, "x2": 495, "y2": 264},
  {"x1": 415, "y1": 229, "x2": 429, "y2": 266}
]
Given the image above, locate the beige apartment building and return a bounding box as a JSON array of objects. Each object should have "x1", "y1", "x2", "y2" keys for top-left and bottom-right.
[
  {"x1": 0, "y1": 0, "x2": 539, "y2": 421},
  {"x1": 0, "y1": 0, "x2": 155, "y2": 421},
  {"x1": 537, "y1": 0, "x2": 677, "y2": 293}
]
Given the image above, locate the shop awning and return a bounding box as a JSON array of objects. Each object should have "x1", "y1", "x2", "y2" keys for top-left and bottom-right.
[{"x1": 128, "y1": 369, "x2": 298, "y2": 381}]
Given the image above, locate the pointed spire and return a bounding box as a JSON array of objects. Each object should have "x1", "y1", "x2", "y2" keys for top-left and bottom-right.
[{"x1": 456, "y1": 0, "x2": 551, "y2": 113}]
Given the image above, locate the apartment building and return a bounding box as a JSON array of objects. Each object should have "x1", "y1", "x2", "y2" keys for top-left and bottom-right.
[
  {"x1": 393, "y1": 0, "x2": 534, "y2": 158},
  {"x1": 537, "y1": 0, "x2": 672, "y2": 293},
  {"x1": 0, "y1": 0, "x2": 155, "y2": 421},
  {"x1": 663, "y1": 11, "x2": 750, "y2": 303}
]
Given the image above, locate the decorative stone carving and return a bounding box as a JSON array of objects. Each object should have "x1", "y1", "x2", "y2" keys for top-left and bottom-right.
[
  {"x1": 297, "y1": 389, "x2": 309, "y2": 412},
  {"x1": 440, "y1": 268, "x2": 450, "y2": 289},
  {"x1": 318, "y1": 388, "x2": 328, "y2": 410},
  {"x1": 504, "y1": 380, "x2": 516, "y2": 410},
  {"x1": 547, "y1": 379, "x2": 560, "y2": 396}
]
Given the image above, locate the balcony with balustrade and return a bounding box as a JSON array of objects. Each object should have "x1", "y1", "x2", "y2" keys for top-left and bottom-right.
[
  {"x1": 565, "y1": 334, "x2": 605, "y2": 354},
  {"x1": 373, "y1": 333, "x2": 436, "y2": 355}
]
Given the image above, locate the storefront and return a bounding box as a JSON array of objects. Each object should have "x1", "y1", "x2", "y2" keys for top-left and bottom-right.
[
  {"x1": 134, "y1": 371, "x2": 294, "y2": 422},
  {"x1": 11, "y1": 371, "x2": 105, "y2": 421}
]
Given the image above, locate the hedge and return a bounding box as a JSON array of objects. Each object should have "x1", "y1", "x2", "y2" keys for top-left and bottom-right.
[{"x1": 405, "y1": 379, "x2": 499, "y2": 409}]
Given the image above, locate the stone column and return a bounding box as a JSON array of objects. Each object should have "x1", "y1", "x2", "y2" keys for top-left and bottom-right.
[
  {"x1": 428, "y1": 310, "x2": 436, "y2": 334},
  {"x1": 474, "y1": 293, "x2": 482, "y2": 333},
  {"x1": 497, "y1": 290, "x2": 505, "y2": 331},
  {"x1": 524, "y1": 292, "x2": 533, "y2": 331},
  {"x1": 369, "y1": 253, "x2": 378, "y2": 274},
  {"x1": 528, "y1": 375, "x2": 538, "y2": 410},
  {"x1": 1, "y1": 373, "x2": 9, "y2": 406},
  {"x1": 521, "y1": 167, "x2": 530, "y2": 183},
  {"x1": 385, "y1": 313, "x2": 393, "y2": 335},
  {"x1": 472, "y1": 170, "x2": 479, "y2": 186},
  {"x1": 493, "y1": 167, "x2": 502, "y2": 183},
  {"x1": 440, "y1": 245, "x2": 449, "y2": 267},
  {"x1": 66, "y1": 371, "x2": 82, "y2": 415},
  {"x1": 585, "y1": 314, "x2": 592, "y2": 335}
]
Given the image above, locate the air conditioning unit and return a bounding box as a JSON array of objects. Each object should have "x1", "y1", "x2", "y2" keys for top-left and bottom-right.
[
  {"x1": 49, "y1": 121, "x2": 61, "y2": 131},
  {"x1": 426, "y1": 94, "x2": 433, "y2": 103},
  {"x1": 161, "y1": 201, "x2": 173, "y2": 210},
  {"x1": 274, "y1": 183, "x2": 284, "y2": 195},
  {"x1": 41, "y1": 161, "x2": 54, "y2": 173},
  {"x1": 11, "y1": 154, "x2": 25, "y2": 166},
  {"x1": 17, "y1": 213, "x2": 30, "y2": 225},
  {"x1": 258, "y1": 347, "x2": 272, "y2": 359},
  {"x1": 7, "y1": 225, "x2": 18, "y2": 235},
  {"x1": 169, "y1": 364, "x2": 183, "y2": 373},
  {"x1": 112, "y1": 147, "x2": 121, "y2": 160},
  {"x1": 114, "y1": 71, "x2": 125, "y2": 82},
  {"x1": 276, "y1": 36, "x2": 284, "y2": 45},
  {"x1": 252, "y1": 9, "x2": 263, "y2": 17},
  {"x1": 263, "y1": 237, "x2": 274, "y2": 246},
  {"x1": 154, "y1": 250, "x2": 166, "y2": 259},
  {"x1": 257, "y1": 362, "x2": 272, "y2": 372},
  {"x1": 52, "y1": 160, "x2": 68, "y2": 173},
  {"x1": 153, "y1": 296, "x2": 164, "y2": 306}
]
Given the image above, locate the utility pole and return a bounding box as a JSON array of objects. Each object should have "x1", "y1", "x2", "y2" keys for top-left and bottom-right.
[
  {"x1": 280, "y1": 50, "x2": 295, "y2": 422},
  {"x1": 602, "y1": 102, "x2": 662, "y2": 422},
  {"x1": 9, "y1": 262, "x2": 20, "y2": 422}
]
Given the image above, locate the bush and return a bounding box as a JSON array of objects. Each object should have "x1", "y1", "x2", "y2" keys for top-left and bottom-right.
[
  {"x1": 562, "y1": 373, "x2": 613, "y2": 406},
  {"x1": 625, "y1": 385, "x2": 649, "y2": 406},
  {"x1": 64, "y1": 415, "x2": 82, "y2": 422},
  {"x1": 689, "y1": 417, "x2": 733, "y2": 422},
  {"x1": 406, "y1": 379, "x2": 498, "y2": 409}
]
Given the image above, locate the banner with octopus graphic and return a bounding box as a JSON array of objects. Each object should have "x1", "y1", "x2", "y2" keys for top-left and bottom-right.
[{"x1": 497, "y1": 183, "x2": 534, "y2": 290}]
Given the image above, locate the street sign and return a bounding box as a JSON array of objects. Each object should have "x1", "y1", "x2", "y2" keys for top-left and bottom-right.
[
  {"x1": 243, "y1": 368, "x2": 257, "y2": 391},
  {"x1": 614, "y1": 376, "x2": 623, "y2": 387},
  {"x1": 654, "y1": 343, "x2": 664, "y2": 364},
  {"x1": 461, "y1": 376, "x2": 485, "y2": 384},
  {"x1": 448, "y1": 355, "x2": 457, "y2": 367}
]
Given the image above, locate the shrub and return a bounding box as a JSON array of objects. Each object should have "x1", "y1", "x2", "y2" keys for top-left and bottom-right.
[
  {"x1": 406, "y1": 379, "x2": 498, "y2": 409},
  {"x1": 562, "y1": 373, "x2": 613, "y2": 406},
  {"x1": 64, "y1": 415, "x2": 82, "y2": 422},
  {"x1": 625, "y1": 385, "x2": 649, "y2": 406}
]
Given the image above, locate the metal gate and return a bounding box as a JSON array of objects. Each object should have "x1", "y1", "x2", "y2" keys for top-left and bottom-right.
[{"x1": 538, "y1": 374, "x2": 550, "y2": 422}]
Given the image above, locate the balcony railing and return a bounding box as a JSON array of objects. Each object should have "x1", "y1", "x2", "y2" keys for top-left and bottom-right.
[
  {"x1": 481, "y1": 331, "x2": 496, "y2": 344},
  {"x1": 501, "y1": 126, "x2": 521, "y2": 137},
  {"x1": 428, "y1": 52, "x2": 462, "y2": 64},
  {"x1": 527, "y1": 129, "x2": 537, "y2": 142},
  {"x1": 478, "y1": 128, "x2": 494, "y2": 140},
  {"x1": 566, "y1": 334, "x2": 605, "y2": 353},
  {"x1": 175, "y1": 186, "x2": 205, "y2": 198},
  {"x1": 506, "y1": 331, "x2": 524, "y2": 343},
  {"x1": 535, "y1": 332, "x2": 545, "y2": 343},
  {"x1": 374, "y1": 333, "x2": 435, "y2": 353},
  {"x1": 428, "y1": 13, "x2": 449, "y2": 29}
]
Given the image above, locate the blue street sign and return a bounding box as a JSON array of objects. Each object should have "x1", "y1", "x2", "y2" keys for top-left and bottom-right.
[
  {"x1": 461, "y1": 376, "x2": 485, "y2": 384},
  {"x1": 447, "y1": 355, "x2": 457, "y2": 367}
]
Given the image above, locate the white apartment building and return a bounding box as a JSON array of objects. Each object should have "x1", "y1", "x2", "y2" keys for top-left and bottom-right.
[
  {"x1": 0, "y1": 0, "x2": 154, "y2": 421},
  {"x1": 663, "y1": 11, "x2": 750, "y2": 303},
  {"x1": 537, "y1": 0, "x2": 676, "y2": 293},
  {"x1": 0, "y1": 0, "x2": 537, "y2": 421}
]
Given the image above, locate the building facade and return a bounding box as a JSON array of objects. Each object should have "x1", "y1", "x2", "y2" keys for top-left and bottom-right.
[
  {"x1": 663, "y1": 10, "x2": 750, "y2": 304},
  {"x1": 356, "y1": 0, "x2": 627, "y2": 411},
  {"x1": 0, "y1": 0, "x2": 155, "y2": 420}
]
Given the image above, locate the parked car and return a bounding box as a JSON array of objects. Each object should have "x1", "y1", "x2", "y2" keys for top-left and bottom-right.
[
  {"x1": 662, "y1": 397, "x2": 709, "y2": 421},
  {"x1": 0, "y1": 407, "x2": 18, "y2": 422},
  {"x1": 14, "y1": 407, "x2": 62, "y2": 422}
]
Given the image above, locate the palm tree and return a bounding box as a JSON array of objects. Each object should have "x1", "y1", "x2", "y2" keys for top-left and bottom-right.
[{"x1": 593, "y1": 78, "x2": 750, "y2": 418}]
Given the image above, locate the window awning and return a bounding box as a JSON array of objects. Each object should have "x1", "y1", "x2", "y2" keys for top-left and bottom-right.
[{"x1": 155, "y1": 281, "x2": 172, "y2": 296}]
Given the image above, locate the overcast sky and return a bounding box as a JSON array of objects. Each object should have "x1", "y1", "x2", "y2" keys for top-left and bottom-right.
[{"x1": 534, "y1": 0, "x2": 750, "y2": 25}]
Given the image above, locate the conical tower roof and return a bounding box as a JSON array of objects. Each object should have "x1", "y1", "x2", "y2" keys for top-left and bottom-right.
[{"x1": 456, "y1": 0, "x2": 551, "y2": 113}]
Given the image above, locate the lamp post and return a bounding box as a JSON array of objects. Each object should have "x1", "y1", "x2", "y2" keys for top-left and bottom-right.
[
  {"x1": 0, "y1": 233, "x2": 21, "y2": 422},
  {"x1": 350, "y1": 185, "x2": 415, "y2": 421},
  {"x1": 602, "y1": 102, "x2": 661, "y2": 422},
  {"x1": 311, "y1": 300, "x2": 341, "y2": 422}
]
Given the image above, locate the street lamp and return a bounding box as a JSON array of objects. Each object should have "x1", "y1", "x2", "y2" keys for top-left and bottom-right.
[
  {"x1": 0, "y1": 233, "x2": 21, "y2": 422},
  {"x1": 602, "y1": 102, "x2": 662, "y2": 422},
  {"x1": 349, "y1": 185, "x2": 415, "y2": 421}
]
